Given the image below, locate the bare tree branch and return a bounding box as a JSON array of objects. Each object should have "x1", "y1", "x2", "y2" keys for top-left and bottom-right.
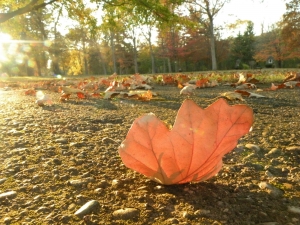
[{"x1": 0, "y1": 0, "x2": 59, "y2": 23}]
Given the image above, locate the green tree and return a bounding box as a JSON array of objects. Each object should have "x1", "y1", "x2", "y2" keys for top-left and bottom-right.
[
  {"x1": 0, "y1": 0, "x2": 184, "y2": 24},
  {"x1": 231, "y1": 21, "x2": 255, "y2": 68}
]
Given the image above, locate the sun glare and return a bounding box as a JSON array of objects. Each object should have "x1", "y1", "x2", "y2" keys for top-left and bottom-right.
[
  {"x1": 0, "y1": 32, "x2": 11, "y2": 41},
  {"x1": 0, "y1": 33, "x2": 12, "y2": 62}
]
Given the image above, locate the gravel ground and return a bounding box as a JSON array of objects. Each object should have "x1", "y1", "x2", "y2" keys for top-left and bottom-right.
[{"x1": 0, "y1": 81, "x2": 299, "y2": 225}]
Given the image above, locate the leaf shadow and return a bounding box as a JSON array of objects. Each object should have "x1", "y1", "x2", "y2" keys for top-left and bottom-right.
[
  {"x1": 143, "y1": 179, "x2": 295, "y2": 224},
  {"x1": 58, "y1": 98, "x2": 119, "y2": 110}
]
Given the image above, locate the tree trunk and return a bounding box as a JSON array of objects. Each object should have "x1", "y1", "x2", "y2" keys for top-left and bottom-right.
[
  {"x1": 99, "y1": 52, "x2": 107, "y2": 75},
  {"x1": 35, "y1": 58, "x2": 41, "y2": 76},
  {"x1": 168, "y1": 58, "x2": 172, "y2": 72},
  {"x1": 147, "y1": 31, "x2": 156, "y2": 74},
  {"x1": 110, "y1": 31, "x2": 117, "y2": 73},
  {"x1": 209, "y1": 19, "x2": 217, "y2": 70},
  {"x1": 133, "y1": 36, "x2": 139, "y2": 73},
  {"x1": 82, "y1": 41, "x2": 88, "y2": 75}
]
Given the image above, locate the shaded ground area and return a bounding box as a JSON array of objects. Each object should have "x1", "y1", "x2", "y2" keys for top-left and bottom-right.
[{"x1": 0, "y1": 82, "x2": 299, "y2": 225}]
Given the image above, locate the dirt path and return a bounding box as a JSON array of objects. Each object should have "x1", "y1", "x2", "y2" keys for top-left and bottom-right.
[{"x1": 0, "y1": 83, "x2": 299, "y2": 225}]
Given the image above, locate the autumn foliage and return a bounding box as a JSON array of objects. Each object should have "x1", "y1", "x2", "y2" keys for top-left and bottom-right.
[{"x1": 118, "y1": 99, "x2": 254, "y2": 185}]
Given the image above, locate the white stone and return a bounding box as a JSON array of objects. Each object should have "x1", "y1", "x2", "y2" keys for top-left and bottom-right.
[{"x1": 288, "y1": 206, "x2": 300, "y2": 214}]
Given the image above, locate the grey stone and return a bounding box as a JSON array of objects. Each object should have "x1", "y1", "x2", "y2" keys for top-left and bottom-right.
[
  {"x1": 0, "y1": 178, "x2": 7, "y2": 185},
  {"x1": 258, "y1": 182, "x2": 284, "y2": 197},
  {"x1": 68, "y1": 179, "x2": 87, "y2": 188},
  {"x1": 52, "y1": 158, "x2": 62, "y2": 165},
  {"x1": 287, "y1": 206, "x2": 300, "y2": 214},
  {"x1": 265, "y1": 148, "x2": 281, "y2": 157},
  {"x1": 112, "y1": 208, "x2": 139, "y2": 220},
  {"x1": 74, "y1": 200, "x2": 100, "y2": 217},
  {"x1": 286, "y1": 146, "x2": 300, "y2": 151},
  {"x1": 36, "y1": 206, "x2": 51, "y2": 213},
  {"x1": 245, "y1": 144, "x2": 261, "y2": 152},
  {"x1": 194, "y1": 209, "x2": 210, "y2": 216},
  {"x1": 3, "y1": 217, "x2": 12, "y2": 224},
  {"x1": 55, "y1": 138, "x2": 68, "y2": 144},
  {"x1": 102, "y1": 137, "x2": 117, "y2": 144},
  {"x1": 0, "y1": 191, "x2": 17, "y2": 200}
]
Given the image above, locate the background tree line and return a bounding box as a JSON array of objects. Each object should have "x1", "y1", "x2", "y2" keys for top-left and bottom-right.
[{"x1": 0, "y1": 0, "x2": 299, "y2": 76}]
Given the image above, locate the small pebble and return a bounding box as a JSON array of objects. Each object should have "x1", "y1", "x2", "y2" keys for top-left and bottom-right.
[
  {"x1": 74, "y1": 200, "x2": 100, "y2": 217},
  {"x1": 182, "y1": 211, "x2": 192, "y2": 219},
  {"x1": 265, "y1": 148, "x2": 281, "y2": 157},
  {"x1": 0, "y1": 191, "x2": 17, "y2": 200},
  {"x1": 112, "y1": 208, "x2": 139, "y2": 220},
  {"x1": 194, "y1": 209, "x2": 210, "y2": 216},
  {"x1": 68, "y1": 179, "x2": 87, "y2": 187},
  {"x1": 286, "y1": 146, "x2": 300, "y2": 151},
  {"x1": 265, "y1": 170, "x2": 275, "y2": 178},
  {"x1": 36, "y1": 206, "x2": 50, "y2": 213},
  {"x1": 245, "y1": 144, "x2": 260, "y2": 152},
  {"x1": 102, "y1": 137, "x2": 117, "y2": 144},
  {"x1": 287, "y1": 206, "x2": 300, "y2": 214},
  {"x1": 3, "y1": 217, "x2": 12, "y2": 224},
  {"x1": 55, "y1": 138, "x2": 68, "y2": 144},
  {"x1": 259, "y1": 182, "x2": 283, "y2": 197},
  {"x1": 0, "y1": 178, "x2": 7, "y2": 185}
]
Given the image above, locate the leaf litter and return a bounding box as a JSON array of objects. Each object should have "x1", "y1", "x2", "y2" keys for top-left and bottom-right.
[{"x1": 0, "y1": 72, "x2": 299, "y2": 224}]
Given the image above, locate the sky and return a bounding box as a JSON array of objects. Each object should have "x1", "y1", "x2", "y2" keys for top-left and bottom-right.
[{"x1": 215, "y1": 0, "x2": 286, "y2": 38}]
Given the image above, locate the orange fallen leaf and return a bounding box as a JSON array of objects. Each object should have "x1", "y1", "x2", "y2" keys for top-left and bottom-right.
[
  {"x1": 236, "y1": 83, "x2": 257, "y2": 90},
  {"x1": 162, "y1": 75, "x2": 175, "y2": 85},
  {"x1": 118, "y1": 99, "x2": 253, "y2": 185},
  {"x1": 195, "y1": 78, "x2": 208, "y2": 88},
  {"x1": 60, "y1": 93, "x2": 71, "y2": 102},
  {"x1": 175, "y1": 74, "x2": 190, "y2": 84},
  {"x1": 247, "y1": 78, "x2": 259, "y2": 84},
  {"x1": 277, "y1": 83, "x2": 286, "y2": 89},
  {"x1": 77, "y1": 92, "x2": 86, "y2": 99},
  {"x1": 235, "y1": 90, "x2": 251, "y2": 97},
  {"x1": 235, "y1": 90, "x2": 266, "y2": 98},
  {"x1": 91, "y1": 93, "x2": 101, "y2": 98},
  {"x1": 25, "y1": 89, "x2": 36, "y2": 96},
  {"x1": 221, "y1": 92, "x2": 244, "y2": 101},
  {"x1": 270, "y1": 83, "x2": 278, "y2": 91},
  {"x1": 177, "y1": 83, "x2": 184, "y2": 89},
  {"x1": 137, "y1": 90, "x2": 153, "y2": 101},
  {"x1": 61, "y1": 87, "x2": 84, "y2": 94}
]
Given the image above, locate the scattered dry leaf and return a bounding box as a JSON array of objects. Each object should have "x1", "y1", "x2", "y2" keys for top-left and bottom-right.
[
  {"x1": 236, "y1": 83, "x2": 257, "y2": 89},
  {"x1": 235, "y1": 90, "x2": 266, "y2": 98},
  {"x1": 36, "y1": 91, "x2": 52, "y2": 106},
  {"x1": 118, "y1": 99, "x2": 253, "y2": 185},
  {"x1": 180, "y1": 85, "x2": 195, "y2": 95},
  {"x1": 61, "y1": 87, "x2": 84, "y2": 94},
  {"x1": 221, "y1": 92, "x2": 244, "y2": 101}
]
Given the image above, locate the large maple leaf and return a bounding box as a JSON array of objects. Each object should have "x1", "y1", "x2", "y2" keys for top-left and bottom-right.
[{"x1": 118, "y1": 99, "x2": 253, "y2": 185}]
